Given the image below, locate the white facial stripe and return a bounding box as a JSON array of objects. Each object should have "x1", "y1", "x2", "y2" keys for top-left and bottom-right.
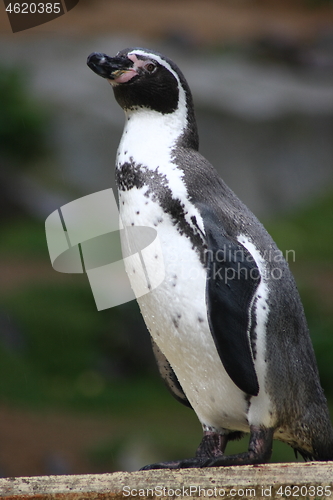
[
  {"x1": 125, "y1": 50, "x2": 187, "y2": 134},
  {"x1": 127, "y1": 49, "x2": 181, "y2": 87}
]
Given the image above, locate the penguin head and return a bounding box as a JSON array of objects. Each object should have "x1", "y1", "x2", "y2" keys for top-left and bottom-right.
[{"x1": 87, "y1": 47, "x2": 199, "y2": 149}]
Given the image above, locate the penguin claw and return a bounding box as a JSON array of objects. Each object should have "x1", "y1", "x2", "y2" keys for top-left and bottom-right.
[
  {"x1": 179, "y1": 457, "x2": 208, "y2": 468},
  {"x1": 140, "y1": 460, "x2": 181, "y2": 470},
  {"x1": 140, "y1": 457, "x2": 207, "y2": 470},
  {"x1": 201, "y1": 453, "x2": 266, "y2": 467}
]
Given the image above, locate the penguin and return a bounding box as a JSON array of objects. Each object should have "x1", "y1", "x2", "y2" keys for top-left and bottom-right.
[{"x1": 87, "y1": 48, "x2": 333, "y2": 469}]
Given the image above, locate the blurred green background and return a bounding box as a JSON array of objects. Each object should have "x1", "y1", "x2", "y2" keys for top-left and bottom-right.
[{"x1": 0, "y1": 0, "x2": 333, "y2": 477}]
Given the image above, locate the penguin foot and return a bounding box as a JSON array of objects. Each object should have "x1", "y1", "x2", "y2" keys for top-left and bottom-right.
[
  {"x1": 140, "y1": 431, "x2": 227, "y2": 470},
  {"x1": 140, "y1": 426, "x2": 273, "y2": 470},
  {"x1": 140, "y1": 431, "x2": 228, "y2": 470},
  {"x1": 202, "y1": 426, "x2": 274, "y2": 467}
]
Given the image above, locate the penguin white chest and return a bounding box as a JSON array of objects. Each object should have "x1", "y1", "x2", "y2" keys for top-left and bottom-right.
[{"x1": 118, "y1": 182, "x2": 250, "y2": 433}]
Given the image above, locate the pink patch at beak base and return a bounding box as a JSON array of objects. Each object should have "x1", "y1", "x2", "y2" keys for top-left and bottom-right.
[{"x1": 108, "y1": 68, "x2": 138, "y2": 85}]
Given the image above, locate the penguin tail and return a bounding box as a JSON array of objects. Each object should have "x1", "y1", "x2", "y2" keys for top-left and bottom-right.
[
  {"x1": 313, "y1": 445, "x2": 333, "y2": 462},
  {"x1": 312, "y1": 428, "x2": 333, "y2": 461}
]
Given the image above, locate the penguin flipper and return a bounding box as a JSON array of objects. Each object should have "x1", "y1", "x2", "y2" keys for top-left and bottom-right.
[
  {"x1": 151, "y1": 337, "x2": 192, "y2": 409},
  {"x1": 203, "y1": 210, "x2": 260, "y2": 396}
]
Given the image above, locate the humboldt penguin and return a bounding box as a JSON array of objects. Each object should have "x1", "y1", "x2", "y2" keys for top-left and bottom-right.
[{"x1": 87, "y1": 48, "x2": 333, "y2": 468}]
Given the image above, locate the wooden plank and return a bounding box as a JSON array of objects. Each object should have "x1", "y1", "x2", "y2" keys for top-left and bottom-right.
[{"x1": 0, "y1": 462, "x2": 332, "y2": 499}]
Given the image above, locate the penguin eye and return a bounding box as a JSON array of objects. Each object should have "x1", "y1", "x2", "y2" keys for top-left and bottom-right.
[{"x1": 145, "y1": 62, "x2": 157, "y2": 73}]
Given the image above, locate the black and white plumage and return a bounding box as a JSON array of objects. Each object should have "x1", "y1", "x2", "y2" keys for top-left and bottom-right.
[{"x1": 87, "y1": 48, "x2": 333, "y2": 468}]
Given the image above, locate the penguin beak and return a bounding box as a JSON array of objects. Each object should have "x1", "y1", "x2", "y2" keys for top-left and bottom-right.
[{"x1": 87, "y1": 52, "x2": 137, "y2": 84}]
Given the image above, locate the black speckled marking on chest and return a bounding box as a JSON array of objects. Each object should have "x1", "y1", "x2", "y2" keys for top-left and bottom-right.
[
  {"x1": 116, "y1": 161, "x2": 145, "y2": 191},
  {"x1": 116, "y1": 159, "x2": 206, "y2": 264}
]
